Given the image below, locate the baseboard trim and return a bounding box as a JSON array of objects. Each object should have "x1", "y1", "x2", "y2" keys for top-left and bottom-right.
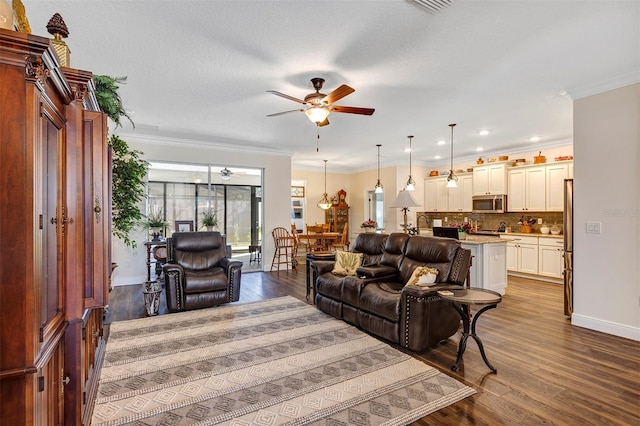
[{"x1": 571, "y1": 314, "x2": 640, "y2": 342}]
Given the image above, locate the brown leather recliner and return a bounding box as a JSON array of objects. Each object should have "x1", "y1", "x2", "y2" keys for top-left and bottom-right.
[{"x1": 163, "y1": 232, "x2": 242, "y2": 312}]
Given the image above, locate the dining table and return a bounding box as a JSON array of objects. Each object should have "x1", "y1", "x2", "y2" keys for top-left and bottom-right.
[{"x1": 298, "y1": 232, "x2": 339, "y2": 252}]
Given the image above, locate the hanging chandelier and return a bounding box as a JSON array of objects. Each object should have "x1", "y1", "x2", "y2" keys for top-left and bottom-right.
[
  {"x1": 317, "y1": 160, "x2": 332, "y2": 210},
  {"x1": 406, "y1": 135, "x2": 416, "y2": 191},
  {"x1": 374, "y1": 144, "x2": 383, "y2": 194},
  {"x1": 446, "y1": 124, "x2": 458, "y2": 188}
]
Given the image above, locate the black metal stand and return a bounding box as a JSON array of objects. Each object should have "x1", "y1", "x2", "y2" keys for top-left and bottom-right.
[{"x1": 451, "y1": 302, "x2": 498, "y2": 373}]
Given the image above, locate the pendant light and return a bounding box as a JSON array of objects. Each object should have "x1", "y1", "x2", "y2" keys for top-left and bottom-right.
[
  {"x1": 406, "y1": 135, "x2": 416, "y2": 191},
  {"x1": 374, "y1": 144, "x2": 383, "y2": 194},
  {"x1": 446, "y1": 123, "x2": 458, "y2": 188},
  {"x1": 317, "y1": 160, "x2": 332, "y2": 210}
]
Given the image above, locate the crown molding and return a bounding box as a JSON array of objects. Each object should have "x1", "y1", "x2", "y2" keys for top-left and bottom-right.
[
  {"x1": 564, "y1": 71, "x2": 640, "y2": 100},
  {"x1": 116, "y1": 129, "x2": 293, "y2": 157}
]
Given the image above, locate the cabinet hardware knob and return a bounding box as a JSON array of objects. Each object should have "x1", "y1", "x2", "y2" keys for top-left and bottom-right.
[
  {"x1": 51, "y1": 217, "x2": 57, "y2": 224},
  {"x1": 62, "y1": 376, "x2": 70, "y2": 385}
]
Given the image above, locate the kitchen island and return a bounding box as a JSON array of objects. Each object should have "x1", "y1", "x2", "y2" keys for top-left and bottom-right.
[
  {"x1": 419, "y1": 230, "x2": 508, "y2": 295},
  {"x1": 460, "y1": 235, "x2": 508, "y2": 295}
]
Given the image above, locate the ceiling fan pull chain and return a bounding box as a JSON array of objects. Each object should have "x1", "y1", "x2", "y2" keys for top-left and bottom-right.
[{"x1": 316, "y1": 125, "x2": 320, "y2": 152}]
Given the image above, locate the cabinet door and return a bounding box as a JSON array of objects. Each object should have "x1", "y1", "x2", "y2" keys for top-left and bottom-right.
[
  {"x1": 518, "y1": 243, "x2": 539, "y2": 274},
  {"x1": 488, "y1": 165, "x2": 507, "y2": 194},
  {"x1": 424, "y1": 178, "x2": 446, "y2": 212},
  {"x1": 460, "y1": 174, "x2": 474, "y2": 212},
  {"x1": 508, "y1": 168, "x2": 526, "y2": 211},
  {"x1": 546, "y1": 163, "x2": 569, "y2": 211},
  {"x1": 473, "y1": 166, "x2": 489, "y2": 195},
  {"x1": 526, "y1": 166, "x2": 546, "y2": 211},
  {"x1": 538, "y1": 245, "x2": 564, "y2": 278}
]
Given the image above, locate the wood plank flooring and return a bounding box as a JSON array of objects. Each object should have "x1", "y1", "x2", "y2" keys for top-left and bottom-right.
[{"x1": 106, "y1": 270, "x2": 640, "y2": 425}]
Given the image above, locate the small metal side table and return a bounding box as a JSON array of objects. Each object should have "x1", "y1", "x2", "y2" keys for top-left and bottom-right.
[
  {"x1": 438, "y1": 287, "x2": 502, "y2": 373},
  {"x1": 305, "y1": 252, "x2": 335, "y2": 302},
  {"x1": 144, "y1": 240, "x2": 166, "y2": 282}
]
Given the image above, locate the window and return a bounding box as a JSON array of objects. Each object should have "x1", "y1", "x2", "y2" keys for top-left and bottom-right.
[{"x1": 147, "y1": 162, "x2": 262, "y2": 249}]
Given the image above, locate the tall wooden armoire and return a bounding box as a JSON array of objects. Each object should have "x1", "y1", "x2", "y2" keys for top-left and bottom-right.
[{"x1": 0, "y1": 28, "x2": 110, "y2": 425}]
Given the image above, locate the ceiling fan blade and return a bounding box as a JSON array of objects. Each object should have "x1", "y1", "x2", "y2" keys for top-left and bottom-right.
[
  {"x1": 267, "y1": 109, "x2": 304, "y2": 117},
  {"x1": 322, "y1": 84, "x2": 355, "y2": 104},
  {"x1": 267, "y1": 90, "x2": 306, "y2": 104},
  {"x1": 329, "y1": 105, "x2": 375, "y2": 115},
  {"x1": 318, "y1": 118, "x2": 330, "y2": 127}
]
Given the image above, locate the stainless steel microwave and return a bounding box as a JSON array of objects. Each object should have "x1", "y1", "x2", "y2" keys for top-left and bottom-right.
[{"x1": 472, "y1": 194, "x2": 507, "y2": 213}]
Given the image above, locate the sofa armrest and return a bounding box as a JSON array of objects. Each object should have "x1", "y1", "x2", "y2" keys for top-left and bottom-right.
[
  {"x1": 220, "y1": 257, "x2": 243, "y2": 302},
  {"x1": 310, "y1": 259, "x2": 335, "y2": 276},
  {"x1": 163, "y1": 263, "x2": 185, "y2": 312},
  {"x1": 399, "y1": 283, "x2": 465, "y2": 352},
  {"x1": 356, "y1": 265, "x2": 397, "y2": 279}
]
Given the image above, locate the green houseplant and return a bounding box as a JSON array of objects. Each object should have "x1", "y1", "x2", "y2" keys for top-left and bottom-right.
[
  {"x1": 142, "y1": 209, "x2": 168, "y2": 241},
  {"x1": 200, "y1": 208, "x2": 219, "y2": 231},
  {"x1": 95, "y1": 74, "x2": 148, "y2": 248},
  {"x1": 109, "y1": 134, "x2": 148, "y2": 247}
]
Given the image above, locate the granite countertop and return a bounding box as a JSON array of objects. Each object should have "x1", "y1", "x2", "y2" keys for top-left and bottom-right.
[
  {"x1": 459, "y1": 235, "x2": 508, "y2": 244},
  {"x1": 498, "y1": 232, "x2": 563, "y2": 239}
]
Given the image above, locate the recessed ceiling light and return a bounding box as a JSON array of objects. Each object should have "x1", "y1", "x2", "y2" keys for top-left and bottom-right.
[
  {"x1": 476, "y1": 147, "x2": 484, "y2": 152},
  {"x1": 530, "y1": 136, "x2": 541, "y2": 142},
  {"x1": 434, "y1": 155, "x2": 441, "y2": 160},
  {"x1": 437, "y1": 140, "x2": 446, "y2": 145},
  {"x1": 478, "y1": 130, "x2": 490, "y2": 136}
]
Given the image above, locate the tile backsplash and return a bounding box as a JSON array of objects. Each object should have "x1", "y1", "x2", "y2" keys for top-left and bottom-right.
[{"x1": 415, "y1": 211, "x2": 563, "y2": 233}]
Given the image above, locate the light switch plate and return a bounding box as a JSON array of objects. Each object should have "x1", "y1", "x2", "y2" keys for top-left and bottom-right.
[{"x1": 586, "y1": 221, "x2": 601, "y2": 234}]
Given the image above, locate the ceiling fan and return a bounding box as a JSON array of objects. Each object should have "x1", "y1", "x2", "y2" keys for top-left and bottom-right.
[{"x1": 267, "y1": 78, "x2": 375, "y2": 127}]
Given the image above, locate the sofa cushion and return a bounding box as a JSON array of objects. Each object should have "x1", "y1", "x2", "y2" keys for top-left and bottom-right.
[
  {"x1": 380, "y1": 233, "x2": 410, "y2": 269},
  {"x1": 398, "y1": 236, "x2": 459, "y2": 284},
  {"x1": 359, "y1": 282, "x2": 403, "y2": 322},
  {"x1": 350, "y1": 233, "x2": 388, "y2": 266},
  {"x1": 316, "y1": 273, "x2": 343, "y2": 300},
  {"x1": 332, "y1": 250, "x2": 363, "y2": 276},
  {"x1": 183, "y1": 267, "x2": 228, "y2": 294},
  {"x1": 406, "y1": 266, "x2": 439, "y2": 286}
]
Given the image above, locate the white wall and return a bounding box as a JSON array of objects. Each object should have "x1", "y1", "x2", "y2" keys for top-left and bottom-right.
[
  {"x1": 111, "y1": 133, "x2": 292, "y2": 285},
  {"x1": 573, "y1": 83, "x2": 639, "y2": 341}
]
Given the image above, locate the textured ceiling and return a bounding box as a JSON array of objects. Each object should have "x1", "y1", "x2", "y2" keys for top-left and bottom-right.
[{"x1": 25, "y1": 0, "x2": 639, "y2": 172}]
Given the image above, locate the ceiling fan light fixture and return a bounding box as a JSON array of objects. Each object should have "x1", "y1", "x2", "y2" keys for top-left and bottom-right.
[
  {"x1": 220, "y1": 167, "x2": 232, "y2": 180},
  {"x1": 305, "y1": 106, "x2": 330, "y2": 124},
  {"x1": 318, "y1": 159, "x2": 332, "y2": 210}
]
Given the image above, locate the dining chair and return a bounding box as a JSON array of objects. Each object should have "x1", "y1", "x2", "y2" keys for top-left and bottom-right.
[
  {"x1": 270, "y1": 227, "x2": 297, "y2": 271},
  {"x1": 331, "y1": 221, "x2": 349, "y2": 251}
]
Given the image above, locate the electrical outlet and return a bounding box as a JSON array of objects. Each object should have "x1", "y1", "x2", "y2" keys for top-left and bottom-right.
[
  {"x1": 444, "y1": 216, "x2": 448, "y2": 222},
  {"x1": 586, "y1": 221, "x2": 601, "y2": 234},
  {"x1": 537, "y1": 218, "x2": 543, "y2": 224}
]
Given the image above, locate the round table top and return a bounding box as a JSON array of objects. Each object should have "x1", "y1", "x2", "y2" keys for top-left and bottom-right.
[{"x1": 438, "y1": 287, "x2": 502, "y2": 305}]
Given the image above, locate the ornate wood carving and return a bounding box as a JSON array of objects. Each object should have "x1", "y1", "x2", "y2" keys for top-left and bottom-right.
[{"x1": 25, "y1": 54, "x2": 49, "y2": 85}]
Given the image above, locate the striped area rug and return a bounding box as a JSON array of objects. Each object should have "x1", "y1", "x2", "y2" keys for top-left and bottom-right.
[{"x1": 92, "y1": 297, "x2": 474, "y2": 425}]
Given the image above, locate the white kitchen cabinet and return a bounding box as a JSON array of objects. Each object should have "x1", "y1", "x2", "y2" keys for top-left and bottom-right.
[
  {"x1": 424, "y1": 177, "x2": 448, "y2": 212},
  {"x1": 508, "y1": 166, "x2": 546, "y2": 211},
  {"x1": 546, "y1": 163, "x2": 569, "y2": 211},
  {"x1": 502, "y1": 235, "x2": 538, "y2": 274},
  {"x1": 473, "y1": 163, "x2": 507, "y2": 195},
  {"x1": 447, "y1": 173, "x2": 473, "y2": 212},
  {"x1": 538, "y1": 238, "x2": 564, "y2": 279}
]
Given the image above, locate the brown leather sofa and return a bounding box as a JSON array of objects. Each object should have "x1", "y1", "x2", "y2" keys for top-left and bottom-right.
[
  {"x1": 163, "y1": 232, "x2": 243, "y2": 312},
  {"x1": 310, "y1": 232, "x2": 471, "y2": 352}
]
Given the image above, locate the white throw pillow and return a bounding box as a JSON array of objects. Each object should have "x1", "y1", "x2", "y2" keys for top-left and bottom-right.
[
  {"x1": 407, "y1": 266, "x2": 439, "y2": 286},
  {"x1": 332, "y1": 250, "x2": 363, "y2": 276}
]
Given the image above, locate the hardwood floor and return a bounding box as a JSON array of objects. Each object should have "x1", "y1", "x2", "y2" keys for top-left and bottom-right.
[{"x1": 107, "y1": 270, "x2": 640, "y2": 425}]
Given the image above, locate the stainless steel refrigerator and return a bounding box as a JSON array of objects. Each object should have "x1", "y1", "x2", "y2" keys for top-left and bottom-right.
[{"x1": 563, "y1": 179, "x2": 573, "y2": 316}]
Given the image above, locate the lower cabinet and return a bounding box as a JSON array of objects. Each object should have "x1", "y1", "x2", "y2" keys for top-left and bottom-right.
[
  {"x1": 538, "y1": 238, "x2": 564, "y2": 279},
  {"x1": 502, "y1": 235, "x2": 563, "y2": 281},
  {"x1": 504, "y1": 235, "x2": 539, "y2": 275}
]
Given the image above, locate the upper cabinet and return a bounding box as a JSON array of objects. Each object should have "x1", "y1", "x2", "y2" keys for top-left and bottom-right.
[
  {"x1": 447, "y1": 174, "x2": 473, "y2": 212},
  {"x1": 473, "y1": 164, "x2": 507, "y2": 195},
  {"x1": 424, "y1": 177, "x2": 449, "y2": 212},
  {"x1": 546, "y1": 163, "x2": 570, "y2": 211},
  {"x1": 507, "y1": 166, "x2": 546, "y2": 211},
  {"x1": 507, "y1": 162, "x2": 571, "y2": 212}
]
